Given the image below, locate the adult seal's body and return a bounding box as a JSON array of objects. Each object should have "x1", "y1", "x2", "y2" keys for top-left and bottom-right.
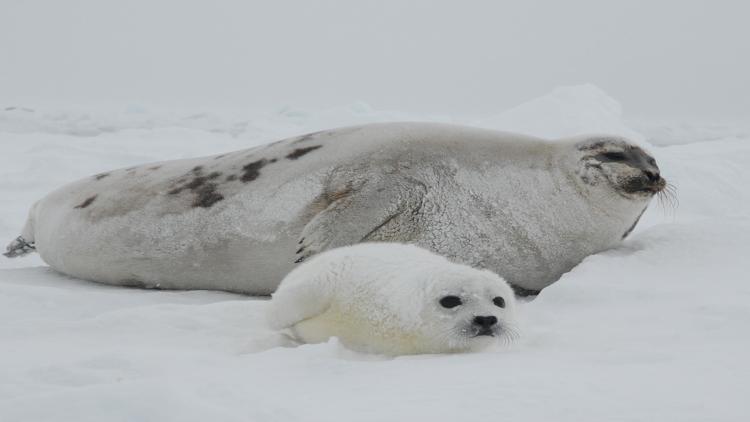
[{"x1": 5, "y1": 122, "x2": 666, "y2": 295}]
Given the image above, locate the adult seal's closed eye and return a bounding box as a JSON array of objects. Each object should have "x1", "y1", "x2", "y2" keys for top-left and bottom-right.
[
  {"x1": 5, "y1": 122, "x2": 666, "y2": 295},
  {"x1": 267, "y1": 243, "x2": 519, "y2": 355}
]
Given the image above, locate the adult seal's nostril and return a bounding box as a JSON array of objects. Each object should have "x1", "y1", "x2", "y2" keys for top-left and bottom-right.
[
  {"x1": 644, "y1": 170, "x2": 660, "y2": 182},
  {"x1": 473, "y1": 315, "x2": 498, "y2": 328}
]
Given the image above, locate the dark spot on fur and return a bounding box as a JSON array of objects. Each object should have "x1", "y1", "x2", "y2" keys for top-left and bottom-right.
[
  {"x1": 270, "y1": 158, "x2": 278, "y2": 163},
  {"x1": 241, "y1": 159, "x2": 268, "y2": 183},
  {"x1": 167, "y1": 168, "x2": 226, "y2": 208},
  {"x1": 125, "y1": 167, "x2": 136, "y2": 172},
  {"x1": 94, "y1": 173, "x2": 109, "y2": 180},
  {"x1": 185, "y1": 177, "x2": 207, "y2": 190},
  {"x1": 148, "y1": 166, "x2": 161, "y2": 171},
  {"x1": 169, "y1": 176, "x2": 207, "y2": 194},
  {"x1": 192, "y1": 183, "x2": 224, "y2": 208},
  {"x1": 286, "y1": 145, "x2": 322, "y2": 160},
  {"x1": 74, "y1": 195, "x2": 98, "y2": 209},
  {"x1": 214, "y1": 154, "x2": 226, "y2": 160},
  {"x1": 226, "y1": 174, "x2": 238, "y2": 182}
]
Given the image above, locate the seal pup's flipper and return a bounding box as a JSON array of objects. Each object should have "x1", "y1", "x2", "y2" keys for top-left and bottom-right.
[
  {"x1": 267, "y1": 258, "x2": 339, "y2": 331},
  {"x1": 295, "y1": 175, "x2": 427, "y2": 263}
]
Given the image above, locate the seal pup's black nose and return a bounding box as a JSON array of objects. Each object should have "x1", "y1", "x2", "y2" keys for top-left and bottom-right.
[{"x1": 473, "y1": 315, "x2": 498, "y2": 328}]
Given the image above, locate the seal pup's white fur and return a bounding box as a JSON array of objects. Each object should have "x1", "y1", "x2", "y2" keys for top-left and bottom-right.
[{"x1": 267, "y1": 243, "x2": 518, "y2": 355}]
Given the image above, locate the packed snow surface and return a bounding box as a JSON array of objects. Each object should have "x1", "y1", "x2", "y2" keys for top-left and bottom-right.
[{"x1": 1, "y1": 86, "x2": 748, "y2": 421}]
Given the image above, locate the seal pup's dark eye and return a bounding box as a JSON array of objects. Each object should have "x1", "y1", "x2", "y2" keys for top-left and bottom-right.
[
  {"x1": 493, "y1": 296, "x2": 506, "y2": 308},
  {"x1": 439, "y1": 295, "x2": 462, "y2": 308},
  {"x1": 601, "y1": 152, "x2": 627, "y2": 161}
]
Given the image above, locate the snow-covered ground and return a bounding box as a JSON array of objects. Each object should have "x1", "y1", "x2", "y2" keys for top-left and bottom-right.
[{"x1": 1, "y1": 86, "x2": 748, "y2": 421}]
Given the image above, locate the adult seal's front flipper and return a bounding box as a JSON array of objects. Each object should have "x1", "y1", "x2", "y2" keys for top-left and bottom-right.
[{"x1": 295, "y1": 171, "x2": 427, "y2": 264}]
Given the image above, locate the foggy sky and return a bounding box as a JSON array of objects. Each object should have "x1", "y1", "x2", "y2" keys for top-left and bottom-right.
[{"x1": 1, "y1": 0, "x2": 748, "y2": 118}]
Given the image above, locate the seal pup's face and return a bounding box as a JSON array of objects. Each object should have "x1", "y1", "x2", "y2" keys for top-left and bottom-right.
[
  {"x1": 422, "y1": 271, "x2": 518, "y2": 353},
  {"x1": 575, "y1": 137, "x2": 666, "y2": 200}
]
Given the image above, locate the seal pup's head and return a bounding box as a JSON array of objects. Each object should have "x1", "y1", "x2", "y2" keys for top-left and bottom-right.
[
  {"x1": 420, "y1": 269, "x2": 518, "y2": 353},
  {"x1": 573, "y1": 136, "x2": 666, "y2": 200}
]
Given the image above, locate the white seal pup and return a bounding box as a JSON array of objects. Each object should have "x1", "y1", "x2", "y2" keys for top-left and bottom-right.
[
  {"x1": 267, "y1": 243, "x2": 518, "y2": 355},
  {"x1": 4, "y1": 122, "x2": 667, "y2": 295}
]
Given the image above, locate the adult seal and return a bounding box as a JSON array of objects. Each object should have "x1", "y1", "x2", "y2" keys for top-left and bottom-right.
[
  {"x1": 4, "y1": 122, "x2": 666, "y2": 296},
  {"x1": 268, "y1": 242, "x2": 518, "y2": 355}
]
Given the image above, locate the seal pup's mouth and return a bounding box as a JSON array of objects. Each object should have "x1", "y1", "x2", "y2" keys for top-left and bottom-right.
[
  {"x1": 470, "y1": 325, "x2": 500, "y2": 338},
  {"x1": 472, "y1": 329, "x2": 495, "y2": 337},
  {"x1": 460, "y1": 322, "x2": 520, "y2": 349}
]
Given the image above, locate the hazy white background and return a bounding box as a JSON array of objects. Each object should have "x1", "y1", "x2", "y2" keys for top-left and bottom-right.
[
  {"x1": 1, "y1": 2, "x2": 749, "y2": 421},
  {"x1": 2, "y1": 0, "x2": 748, "y2": 118}
]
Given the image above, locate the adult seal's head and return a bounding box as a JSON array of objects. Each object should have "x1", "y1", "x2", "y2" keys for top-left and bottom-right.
[
  {"x1": 267, "y1": 243, "x2": 519, "y2": 355},
  {"x1": 572, "y1": 135, "x2": 666, "y2": 200}
]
